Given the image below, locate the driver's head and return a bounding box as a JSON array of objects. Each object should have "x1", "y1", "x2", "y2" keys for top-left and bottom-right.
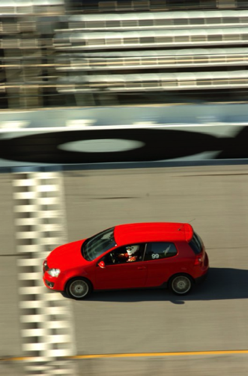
[{"x1": 126, "y1": 245, "x2": 139, "y2": 256}]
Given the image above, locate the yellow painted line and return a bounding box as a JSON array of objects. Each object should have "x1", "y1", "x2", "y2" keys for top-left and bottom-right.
[
  {"x1": 70, "y1": 350, "x2": 248, "y2": 359},
  {"x1": 0, "y1": 356, "x2": 32, "y2": 362},
  {"x1": 2, "y1": 350, "x2": 248, "y2": 362}
]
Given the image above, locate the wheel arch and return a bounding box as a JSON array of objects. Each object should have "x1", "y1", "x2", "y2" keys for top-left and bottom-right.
[{"x1": 168, "y1": 272, "x2": 194, "y2": 286}]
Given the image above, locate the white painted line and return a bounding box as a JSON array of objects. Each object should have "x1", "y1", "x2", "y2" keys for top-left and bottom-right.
[{"x1": 1, "y1": 121, "x2": 248, "y2": 134}]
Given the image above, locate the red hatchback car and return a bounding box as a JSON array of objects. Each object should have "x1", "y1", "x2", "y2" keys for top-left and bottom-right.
[{"x1": 43, "y1": 222, "x2": 209, "y2": 299}]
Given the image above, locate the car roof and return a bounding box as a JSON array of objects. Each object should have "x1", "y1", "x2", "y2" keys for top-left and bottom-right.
[{"x1": 114, "y1": 222, "x2": 193, "y2": 246}]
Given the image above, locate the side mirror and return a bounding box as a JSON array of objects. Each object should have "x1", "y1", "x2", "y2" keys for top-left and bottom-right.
[{"x1": 98, "y1": 261, "x2": 105, "y2": 269}]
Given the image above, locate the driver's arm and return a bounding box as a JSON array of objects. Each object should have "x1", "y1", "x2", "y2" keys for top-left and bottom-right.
[
  {"x1": 118, "y1": 252, "x2": 128, "y2": 260},
  {"x1": 127, "y1": 255, "x2": 137, "y2": 262}
]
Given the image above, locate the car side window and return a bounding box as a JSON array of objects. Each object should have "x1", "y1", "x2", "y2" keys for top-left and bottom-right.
[
  {"x1": 145, "y1": 242, "x2": 177, "y2": 261},
  {"x1": 104, "y1": 244, "x2": 145, "y2": 265}
]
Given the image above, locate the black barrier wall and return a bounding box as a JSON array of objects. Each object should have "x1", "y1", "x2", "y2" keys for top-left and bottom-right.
[
  {"x1": 1, "y1": 127, "x2": 248, "y2": 164},
  {"x1": 0, "y1": 104, "x2": 248, "y2": 167}
]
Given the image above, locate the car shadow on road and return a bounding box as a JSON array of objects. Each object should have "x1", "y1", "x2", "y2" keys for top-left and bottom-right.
[{"x1": 85, "y1": 267, "x2": 248, "y2": 303}]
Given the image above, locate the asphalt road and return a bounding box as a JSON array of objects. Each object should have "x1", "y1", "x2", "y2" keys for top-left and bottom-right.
[
  {"x1": 0, "y1": 173, "x2": 21, "y2": 361},
  {"x1": 1, "y1": 164, "x2": 248, "y2": 375}
]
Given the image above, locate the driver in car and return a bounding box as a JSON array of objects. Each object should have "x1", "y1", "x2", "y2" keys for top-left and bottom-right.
[{"x1": 118, "y1": 245, "x2": 140, "y2": 263}]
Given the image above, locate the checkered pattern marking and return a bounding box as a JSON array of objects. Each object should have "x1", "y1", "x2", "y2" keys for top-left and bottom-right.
[{"x1": 13, "y1": 172, "x2": 78, "y2": 376}]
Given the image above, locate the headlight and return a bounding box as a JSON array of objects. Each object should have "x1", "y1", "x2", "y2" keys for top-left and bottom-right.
[{"x1": 47, "y1": 269, "x2": 61, "y2": 277}]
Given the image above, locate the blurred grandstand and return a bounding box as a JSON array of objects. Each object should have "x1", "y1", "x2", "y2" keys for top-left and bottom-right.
[{"x1": 1, "y1": 0, "x2": 248, "y2": 109}]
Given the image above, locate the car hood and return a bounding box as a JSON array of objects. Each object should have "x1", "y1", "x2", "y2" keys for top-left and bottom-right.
[{"x1": 46, "y1": 239, "x2": 88, "y2": 270}]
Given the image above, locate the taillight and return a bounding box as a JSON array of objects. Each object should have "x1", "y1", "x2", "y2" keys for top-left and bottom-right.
[
  {"x1": 194, "y1": 251, "x2": 205, "y2": 266},
  {"x1": 194, "y1": 257, "x2": 202, "y2": 266}
]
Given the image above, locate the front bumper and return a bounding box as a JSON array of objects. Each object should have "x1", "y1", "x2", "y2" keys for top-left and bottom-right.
[
  {"x1": 44, "y1": 279, "x2": 55, "y2": 288},
  {"x1": 43, "y1": 272, "x2": 62, "y2": 291}
]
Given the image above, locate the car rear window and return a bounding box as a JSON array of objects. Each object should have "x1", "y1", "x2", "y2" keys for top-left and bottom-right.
[{"x1": 189, "y1": 232, "x2": 202, "y2": 254}]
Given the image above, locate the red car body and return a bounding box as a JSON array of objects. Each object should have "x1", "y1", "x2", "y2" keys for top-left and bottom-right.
[{"x1": 43, "y1": 222, "x2": 209, "y2": 298}]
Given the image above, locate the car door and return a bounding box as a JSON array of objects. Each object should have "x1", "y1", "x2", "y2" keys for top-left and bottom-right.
[
  {"x1": 144, "y1": 242, "x2": 178, "y2": 287},
  {"x1": 94, "y1": 244, "x2": 147, "y2": 290}
]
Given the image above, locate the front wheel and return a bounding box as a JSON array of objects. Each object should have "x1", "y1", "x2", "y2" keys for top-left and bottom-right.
[
  {"x1": 66, "y1": 278, "x2": 92, "y2": 300},
  {"x1": 170, "y1": 274, "x2": 192, "y2": 295}
]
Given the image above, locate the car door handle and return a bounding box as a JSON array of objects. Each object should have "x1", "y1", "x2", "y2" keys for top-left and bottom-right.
[{"x1": 137, "y1": 266, "x2": 146, "y2": 270}]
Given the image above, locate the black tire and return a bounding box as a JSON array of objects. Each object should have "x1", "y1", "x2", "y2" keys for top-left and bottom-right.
[
  {"x1": 66, "y1": 277, "x2": 92, "y2": 300},
  {"x1": 169, "y1": 274, "x2": 192, "y2": 295}
]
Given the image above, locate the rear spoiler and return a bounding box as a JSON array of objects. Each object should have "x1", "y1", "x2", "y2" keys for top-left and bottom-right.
[{"x1": 184, "y1": 223, "x2": 194, "y2": 242}]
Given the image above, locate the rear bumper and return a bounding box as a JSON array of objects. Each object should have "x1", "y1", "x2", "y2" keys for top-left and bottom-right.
[{"x1": 195, "y1": 270, "x2": 208, "y2": 285}]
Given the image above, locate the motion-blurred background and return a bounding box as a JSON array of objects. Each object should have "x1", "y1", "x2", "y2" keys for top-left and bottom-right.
[{"x1": 2, "y1": 0, "x2": 248, "y2": 109}]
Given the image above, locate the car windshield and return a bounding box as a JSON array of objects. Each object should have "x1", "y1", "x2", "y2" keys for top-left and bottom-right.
[{"x1": 81, "y1": 227, "x2": 116, "y2": 261}]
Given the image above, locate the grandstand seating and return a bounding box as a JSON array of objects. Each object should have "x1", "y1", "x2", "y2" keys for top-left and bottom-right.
[{"x1": 1, "y1": 1, "x2": 248, "y2": 107}]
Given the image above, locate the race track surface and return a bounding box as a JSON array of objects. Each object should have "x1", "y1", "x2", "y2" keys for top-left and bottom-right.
[{"x1": 1, "y1": 164, "x2": 248, "y2": 375}]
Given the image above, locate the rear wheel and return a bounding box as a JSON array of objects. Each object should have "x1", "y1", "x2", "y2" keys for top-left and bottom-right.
[
  {"x1": 170, "y1": 274, "x2": 192, "y2": 295},
  {"x1": 66, "y1": 278, "x2": 92, "y2": 300}
]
